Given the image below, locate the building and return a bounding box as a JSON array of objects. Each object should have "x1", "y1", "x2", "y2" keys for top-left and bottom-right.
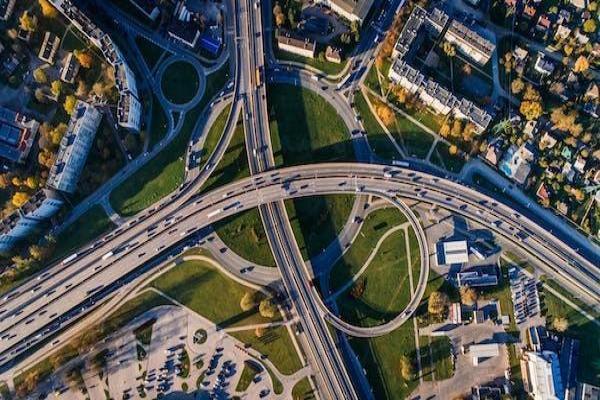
[
  {"x1": 457, "y1": 265, "x2": 499, "y2": 287},
  {"x1": 450, "y1": 302, "x2": 462, "y2": 324},
  {"x1": 48, "y1": 0, "x2": 142, "y2": 131},
  {"x1": 0, "y1": 107, "x2": 39, "y2": 165},
  {"x1": 535, "y1": 52, "x2": 555, "y2": 75},
  {"x1": 499, "y1": 143, "x2": 535, "y2": 185},
  {"x1": 522, "y1": 351, "x2": 564, "y2": 400},
  {"x1": 472, "y1": 386, "x2": 503, "y2": 400},
  {"x1": 436, "y1": 239, "x2": 469, "y2": 265},
  {"x1": 444, "y1": 20, "x2": 495, "y2": 65},
  {"x1": 128, "y1": 0, "x2": 160, "y2": 20},
  {"x1": 38, "y1": 32, "x2": 61, "y2": 64},
  {"x1": 0, "y1": 0, "x2": 15, "y2": 21},
  {"x1": 419, "y1": 80, "x2": 457, "y2": 115},
  {"x1": 277, "y1": 31, "x2": 316, "y2": 59},
  {"x1": 0, "y1": 189, "x2": 64, "y2": 252},
  {"x1": 325, "y1": 46, "x2": 342, "y2": 64},
  {"x1": 47, "y1": 101, "x2": 102, "y2": 194},
  {"x1": 577, "y1": 383, "x2": 600, "y2": 400},
  {"x1": 168, "y1": 20, "x2": 201, "y2": 48},
  {"x1": 388, "y1": 60, "x2": 425, "y2": 94},
  {"x1": 469, "y1": 343, "x2": 500, "y2": 366},
  {"x1": 199, "y1": 34, "x2": 222, "y2": 57},
  {"x1": 313, "y1": 0, "x2": 375, "y2": 22},
  {"x1": 60, "y1": 52, "x2": 80, "y2": 84}
]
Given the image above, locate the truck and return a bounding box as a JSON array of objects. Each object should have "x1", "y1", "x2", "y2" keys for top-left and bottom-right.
[
  {"x1": 255, "y1": 66, "x2": 263, "y2": 87},
  {"x1": 207, "y1": 209, "x2": 222, "y2": 218},
  {"x1": 62, "y1": 253, "x2": 78, "y2": 265},
  {"x1": 101, "y1": 251, "x2": 114, "y2": 261}
]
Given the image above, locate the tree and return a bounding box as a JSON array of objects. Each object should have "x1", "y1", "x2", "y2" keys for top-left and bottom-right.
[
  {"x1": 39, "y1": 0, "x2": 58, "y2": 17},
  {"x1": 64, "y1": 95, "x2": 77, "y2": 115},
  {"x1": 520, "y1": 100, "x2": 543, "y2": 120},
  {"x1": 38, "y1": 150, "x2": 56, "y2": 169},
  {"x1": 511, "y1": 78, "x2": 525, "y2": 94},
  {"x1": 254, "y1": 326, "x2": 266, "y2": 338},
  {"x1": 12, "y1": 192, "x2": 30, "y2": 207},
  {"x1": 552, "y1": 317, "x2": 568, "y2": 332},
  {"x1": 350, "y1": 278, "x2": 366, "y2": 299},
  {"x1": 459, "y1": 286, "x2": 478, "y2": 306},
  {"x1": 573, "y1": 56, "x2": 589, "y2": 73},
  {"x1": 451, "y1": 120, "x2": 463, "y2": 138},
  {"x1": 29, "y1": 244, "x2": 49, "y2": 261},
  {"x1": 50, "y1": 80, "x2": 62, "y2": 97},
  {"x1": 25, "y1": 176, "x2": 39, "y2": 190},
  {"x1": 19, "y1": 11, "x2": 38, "y2": 32},
  {"x1": 399, "y1": 355, "x2": 414, "y2": 380},
  {"x1": 33, "y1": 67, "x2": 47, "y2": 84},
  {"x1": 462, "y1": 123, "x2": 477, "y2": 142},
  {"x1": 428, "y1": 291, "x2": 449, "y2": 315},
  {"x1": 439, "y1": 122, "x2": 451, "y2": 137},
  {"x1": 461, "y1": 63, "x2": 472, "y2": 75},
  {"x1": 442, "y1": 41, "x2": 456, "y2": 57},
  {"x1": 275, "y1": 12, "x2": 286, "y2": 27},
  {"x1": 588, "y1": 1, "x2": 598, "y2": 11},
  {"x1": 448, "y1": 144, "x2": 458, "y2": 155},
  {"x1": 376, "y1": 104, "x2": 395, "y2": 126},
  {"x1": 583, "y1": 19, "x2": 597, "y2": 33},
  {"x1": 75, "y1": 80, "x2": 88, "y2": 97},
  {"x1": 34, "y1": 88, "x2": 47, "y2": 103},
  {"x1": 74, "y1": 50, "x2": 93, "y2": 69},
  {"x1": 259, "y1": 298, "x2": 277, "y2": 318},
  {"x1": 240, "y1": 292, "x2": 256, "y2": 311}
]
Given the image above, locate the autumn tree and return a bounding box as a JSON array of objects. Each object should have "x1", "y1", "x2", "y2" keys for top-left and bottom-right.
[
  {"x1": 573, "y1": 55, "x2": 589, "y2": 73},
  {"x1": 376, "y1": 104, "x2": 395, "y2": 126},
  {"x1": 511, "y1": 78, "x2": 525, "y2": 94},
  {"x1": 240, "y1": 291, "x2": 256, "y2": 311},
  {"x1": 74, "y1": 50, "x2": 93, "y2": 69},
  {"x1": 350, "y1": 278, "x2": 366, "y2": 299},
  {"x1": 39, "y1": 0, "x2": 58, "y2": 17},
  {"x1": 449, "y1": 144, "x2": 458, "y2": 155},
  {"x1": 255, "y1": 326, "x2": 266, "y2": 338},
  {"x1": 12, "y1": 192, "x2": 30, "y2": 207},
  {"x1": 439, "y1": 122, "x2": 451, "y2": 137},
  {"x1": 451, "y1": 119, "x2": 463, "y2": 138},
  {"x1": 33, "y1": 67, "x2": 47, "y2": 84},
  {"x1": 583, "y1": 19, "x2": 597, "y2": 33},
  {"x1": 34, "y1": 88, "x2": 47, "y2": 103},
  {"x1": 399, "y1": 355, "x2": 415, "y2": 380},
  {"x1": 273, "y1": 3, "x2": 285, "y2": 27},
  {"x1": 64, "y1": 95, "x2": 77, "y2": 114},
  {"x1": 428, "y1": 291, "x2": 449, "y2": 316},
  {"x1": 19, "y1": 11, "x2": 38, "y2": 32},
  {"x1": 442, "y1": 41, "x2": 456, "y2": 57},
  {"x1": 259, "y1": 298, "x2": 277, "y2": 318},
  {"x1": 459, "y1": 286, "x2": 478, "y2": 306},
  {"x1": 25, "y1": 176, "x2": 39, "y2": 190},
  {"x1": 520, "y1": 85, "x2": 543, "y2": 120},
  {"x1": 552, "y1": 317, "x2": 568, "y2": 332},
  {"x1": 51, "y1": 80, "x2": 62, "y2": 97}
]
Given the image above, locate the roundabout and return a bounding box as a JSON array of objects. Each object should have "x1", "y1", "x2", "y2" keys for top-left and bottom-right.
[{"x1": 157, "y1": 56, "x2": 206, "y2": 111}]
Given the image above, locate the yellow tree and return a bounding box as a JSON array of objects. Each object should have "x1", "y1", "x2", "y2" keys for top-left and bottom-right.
[
  {"x1": 39, "y1": 0, "x2": 58, "y2": 17},
  {"x1": 12, "y1": 192, "x2": 30, "y2": 208},
  {"x1": 376, "y1": 104, "x2": 395, "y2": 126},
  {"x1": 583, "y1": 19, "x2": 597, "y2": 33},
  {"x1": 33, "y1": 67, "x2": 47, "y2": 84},
  {"x1": 74, "y1": 50, "x2": 93, "y2": 69},
  {"x1": 573, "y1": 56, "x2": 589, "y2": 73},
  {"x1": 428, "y1": 291, "x2": 449, "y2": 315},
  {"x1": 552, "y1": 317, "x2": 568, "y2": 332},
  {"x1": 51, "y1": 80, "x2": 62, "y2": 97},
  {"x1": 460, "y1": 286, "x2": 478, "y2": 306},
  {"x1": 259, "y1": 298, "x2": 277, "y2": 318},
  {"x1": 240, "y1": 292, "x2": 256, "y2": 311},
  {"x1": 19, "y1": 11, "x2": 38, "y2": 32},
  {"x1": 64, "y1": 95, "x2": 77, "y2": 115}
]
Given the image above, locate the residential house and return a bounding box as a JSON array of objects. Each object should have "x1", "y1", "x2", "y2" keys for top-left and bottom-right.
[
  {"x1": 277, "y1": 30, "x2": 316, "y2": 59},
  {"x1": 513, "y1": 46, "x2": 529, "y2": 75},
  {"x1": 573, "y1": 155, "x2": 586, "y2": 173},
  {"x1": 484, "y1": 139, "x2": 504, "y2": 166},
  {"x1": 499, "y1": 142, "x2": 536, "y2": 185},
  {"x1": 325, "y1": 46, "x2": 342, "y2": 64},
  {"x1": 536, "y1": 14, "x2": 552, "y2": 32},
  {"x1": 523, "y1": 4, "x2": 537, "y2": 19},
  {"x1": 444, "y1": 20, "x2": 495, "y2": 65},
  {"x1": 536, "y1": 182, "x2": 550, "y2": 203},
  {"x1": 313, "y1": 0, "x2": 375, "y2": 22},
  {"x1": 0, "y1": 107, "x2": 39, "y2": 165},
  {"x1": 554, "y1": 25, "x2": 571, "y2": 41},
  {"x1": 534, "y1": 52, "x2": 555, "y2": 75},
  {"x1": 539, "y1": 131, "x2": 557, "y2": 149}
]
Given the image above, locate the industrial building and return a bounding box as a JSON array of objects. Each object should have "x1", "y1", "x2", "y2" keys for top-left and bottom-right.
[
  {"x1": 313, "y1": 0, "x2": 375, "y2": 22},
  {"x1": 436, "y1": 239, "x2": 469, "y2": 265},
  {"x1": 457, "y1": 265, "x2": 499, "y2": 287},
  {"x1": 522, "y1": 351, "x2": 565, "y2": 400}
]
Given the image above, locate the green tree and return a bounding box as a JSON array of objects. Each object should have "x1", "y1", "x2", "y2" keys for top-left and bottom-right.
[{"x1": 428, "y1": 291, "x2": 449, "y2": 315}]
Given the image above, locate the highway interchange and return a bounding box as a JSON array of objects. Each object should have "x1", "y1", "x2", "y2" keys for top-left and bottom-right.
[{"x1": 1, "y1": 0, "x2": 599, "y2": 398}]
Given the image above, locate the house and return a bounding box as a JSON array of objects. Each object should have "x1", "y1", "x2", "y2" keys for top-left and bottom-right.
[
  {"x1": 277, "y1": 30, "x2": 316, "y2": 59},
  {"x1": 584, "y1": 82, "x2": 599, "y2": 101},
  {"x1": 557, "y1": 9, "x2": 571, "y2": 24},
  {"x1": 38, "y1": 32, "x2": 61, "y2": 64},
  {"x1": 562, "y1": 161, "x2": 575, "y2": 182},
  {"x1": 128, "y1": 0, "x2": 160, "y2": 20},
  {"x1": 569, "y1": 0, "x2": 585, "y2": 9},
  {"x1": 325, "y1": 46, "x2": 342, "y2": 64},
  {"x1": 499, "y1": 143, "x2": 535, "y2": 185},
  {"x1": 420, "y1": 81, "x2": 457, "y2": 115},
  {"x1": 561, "y1": 146, "x2": 573, "y2": 161},
  {"x1": 554, "y1": 25, "x2": 571, "y2": 41},
  {"x1": 47, "y1": 101, "x2": 102, "y2": 194},
  {"x1": 0, "y1": 51, "x2": 24, "y2": 78},
  {"x1": 513, "y1": 46, "x2": 529, "y2": 74},
  {"x1": 521, "y1": 351, "x2": 564, "y2": 399},
  {"x1": 523, "y1": 4, "x2": 537, "y2": 19},
  {"x1": 0, "y1": 107, "x2": 39, "y2": 165},
  {"x1": 60, "y1": 52, "x2": 80, "y2": 84},
  {"x1": 556, "y1": 201, "x2": 569, "y2": 215},
  {"x1": 573, "y1": 155, "x2": 586, "y2": 173},
  {"x1": 443, "y1": 20, "x2": 495, "y2": 65},
  {"x1": 534, "y1": 52, "x2": 555, "y2": 75},
  {"x1": 504, "y1": 0, "x2": 517, "y2": 7},
  {"x1": 0, "y1": 0, "x2": 15, "y2": 21},
  {"x1": 313, "y1": 0, "x2": 375, "y2": 22},
  {"x1": 388, "y1": 59, "x2": 425, "y2": 94},
  {"x1": 536, "y1": 182, "x2": 550, "y2": 202},
  {"x1": 539, "y1": 131, "x2": 557, "y2": 149},
  {"x1": 523, "y1": 120, "x2": 538, "y2": 138},
  {"x1": 484, "y1": 139, "x2": 504, "y2": 166},
  {"x1": 17, "y1": 28, "x2": 32, "y2": 43},
  {"x1": 536, "y1": 14, "x2": 552, "y2": 32}
]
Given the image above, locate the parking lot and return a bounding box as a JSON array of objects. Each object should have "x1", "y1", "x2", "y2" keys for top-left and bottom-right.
[{"x1": 508, "y1": 267, "x2": 540, "y2": 326}]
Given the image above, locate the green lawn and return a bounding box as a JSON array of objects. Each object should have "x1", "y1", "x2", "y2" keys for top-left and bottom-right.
[
  {"x1": 135, "y1": 36, "x2": 165, "y2": 71},
  {"x1": 110, "y1": 64, "x2": 230, "y2": 216},
  {"x1": 364, "y1": 65, "x2": 382, "y2": 94},
  {"x1": 285, "y1": 195, "x2": 355, "y2": 261},
  {"x1": 354, "y1": 91, "x2": 400, "y2": 160},
  {"x1": 336, "y1": 229, "x2": 411, "y2": 327},
  {"x1": 213, "y1": 208, "x2": 276, "y2": 267},
  {"x1": 292, "y1": 377, "x2": 315, "y2": 400},
  {"x1": 268, "y1": 84, "x2": 354, "y2": 167},
  {"x1": 235, "y1": 363, "x2": 259, "y2": 392},
  {"x1": 419, "y1": 336, "x2": 454, "y2": 381},
  {"x1": 161, "y1": 61, "x2": 200, "y2": 105},
  {"x1": 275, "y1": 48, "x2": 347, "y2": 76},
  {"x1": 61, "y1": 29, "x2": 88, "y2": 52},
  {"x1": 230, "y1": 326, "x2": 303, "y2": 375},
  {"x1": 543, "y1": 290, "x2": 600, "y2": 385},
  {"x1": 148, "y1": 94, "x2": 168, "y2": 148},
  {"x1": 149, "y1": 259, "x2": 276, "y2": 328},
  {"x1": 53, "y1": 205, "x2": 115, "y2": 261},
  {"x1": 329, "y1": 207, "x2": 408, "y2": 292},
  {"x1": 430, "y1": 141, "x2": 465, "y2": 174},
  {"x1": 348, "y1": 323, "x2": 418, "y2": 400}
]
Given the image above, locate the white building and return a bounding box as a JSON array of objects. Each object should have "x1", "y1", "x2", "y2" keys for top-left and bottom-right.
[
  {"x1": 38, "y1": 32, "x2": 60, "y2": 64},
  {"x1": 469, "y1": 343, "x2": 500, "y2": 366},
  {"x1": 313, "y1": 0, "x2": 375, "y2": 22},
  {"x1": 437, "y1": 240, "x2": 469, "y2": 265},
  {"x1": 444, "y1": 20, "x2": 495, "y2": 65},
  {"x1": 47, "y1": 101, "x2": 102, "y2": 194},
  {"x1": 522, "y1": 351, "x2": 564, "y2": 400},
  {"x1": 277, "y1": 31, "x2": 316, "y2": 59}
]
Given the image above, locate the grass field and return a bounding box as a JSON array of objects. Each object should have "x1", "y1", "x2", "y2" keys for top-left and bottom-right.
[
  {"x1": 149, "y1": 94, "x2": 168, "y2": 149},
  {"x1": 53, "y1": 206, "x2": 115, "y2": 261},
  {"x1": 213, "y1": 208, "x2": 276, "y2": 267},
  {"x1": 348, "y1": 323, "x2": 418, "y2": 400},
  {"x1": 430, "y1": 141, "x2": 466, "y2": 174},
  {"x1": 354, "y1": 91, "x2": 400, "y2": 160},
  {"x1": 419, "y1": 336, "x2": 454, "y2": 381},
  {"x1": 543, "y1": 290, "x2": 600, "y2": 385},
  {"x1": 149, "y1": 259, "x2": 276, "y2": 328},
  {"x1": 161, "y1": 61, "x2": 200, "y2": 105},
  {"x1": 292, "y1": 377, "x2": 315, "y2": 400},
  {"x1": 235, "y1": 363, "x2": 259, "y2": 392},
  {"x1": 135, "y1": 36, "x2": 165, "y2": 71},
  {"x1": 274, "y1": 48, "x2": 347, "y2": 76},
  {"x1": 285, "y1": 195, "x2": 355, "y2": 261},
  {"x1": 110, "y1": 64, "x2": 230, "y2": 216},
  {"x1": 329, "y1": 207, "x2": 408, "y2": 292},
  {"x1": 268, "y1": 84, "x2": 354, "y2": 167},
  {"x1": 230, "y1": 326, "x2": 303, "y2": 375}
]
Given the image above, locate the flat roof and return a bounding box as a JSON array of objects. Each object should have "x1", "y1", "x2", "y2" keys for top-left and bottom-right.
[
  {"x1": 470, "y1": 343, "x2": 500, "y2": 358},
  {"x1": 443, "y1": 240, "x2": 469, "y2": 264}
]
